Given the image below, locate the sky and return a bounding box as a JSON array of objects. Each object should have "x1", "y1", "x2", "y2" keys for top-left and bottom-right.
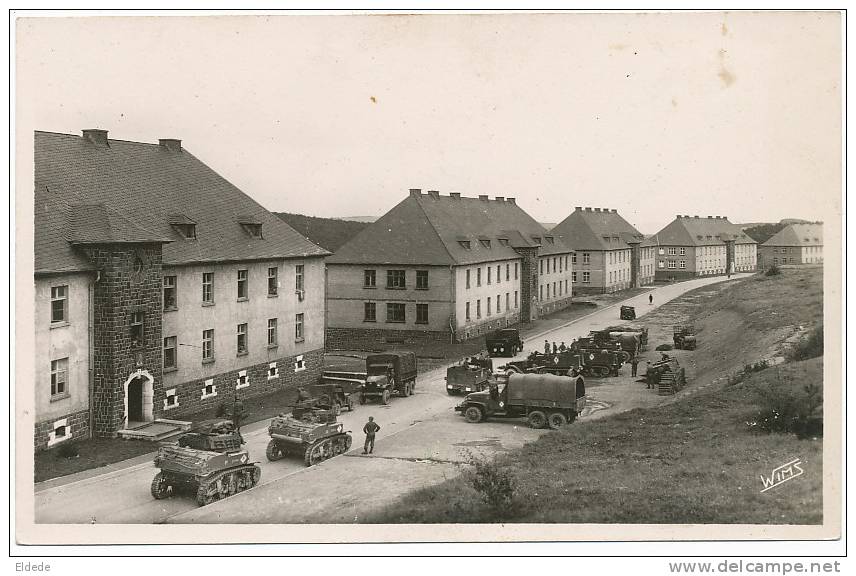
[{"x1": 16, "y1": 12, "x2": 842, "y2": 233}]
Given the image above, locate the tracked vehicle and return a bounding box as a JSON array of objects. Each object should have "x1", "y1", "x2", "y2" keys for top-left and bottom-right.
[
  {"x1": 266, "y1": 406, "x2": 352, "y2": 466},
  {"x1": 150, "y1": 419, "x2": 260, "y2": 506}
]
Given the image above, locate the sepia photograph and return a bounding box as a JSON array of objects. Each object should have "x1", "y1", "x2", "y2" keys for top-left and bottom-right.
[{"x1": 10, "y1": 6, "x2": 845, "y2": 559}]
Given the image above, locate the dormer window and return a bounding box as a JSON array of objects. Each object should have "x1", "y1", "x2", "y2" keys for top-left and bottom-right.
[
  {"x1": 237, "y1": 216, "x2": 263, "y2": 238},
  {"x1": 803, "y1": 238, "x2": 810, "y2": 243},
  {"x1": 531, "y1": 236, "x2": 542, "y2": 244},
  {"x1": 603, "y1": 236, "x2": 611, "y2": 243},
  {"x1": 813, "y1": 237, "x2": 819, "y2": 242},
  {"x1": 168, "y1": 214, "x2": 197, "y2": 239},
  {"x1": 498, "y1": 238, "x2": 509, "y2": 247},
  {"x1": 545, "y1": 236, "x2": 554, "y2": 245},
  {"x1": 458, "y1": 240, "x2": 471, "y2": 250},
  {"x1": 479, "y1": 239, "x2": 491, "y2": 249},
  {"x1": 697, "y1": 235, "x2": 703, "y2": 240}
]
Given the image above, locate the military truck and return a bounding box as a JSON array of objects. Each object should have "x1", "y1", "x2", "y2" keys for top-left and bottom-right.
[
  {"x1": 150, "y1": 420, "x2": 260, "y2": 506},
  {"x1": 605, "y1": 325, "x2": 649, "y2": 349},
  {"x1": 361, "y1": 352, "x2": 418, "y2": 404},
  {"x1": 266, "y1": 406, "x2": 352, "y2": 466},
  {"x1": 673, "y1": 325, "x2": 697, "y2": 350},
  {"x1": 312, "y1": 381, "x2": 358, "y2": 414},
  {"x1": 455, "y1": 372, "x2": 586, "y2": 429},
  {"x1": 485, "y1": 328, "x2": 524, "y2": 357},
  {"x1": 591, "y1": 329, "x2": 641, "y2": 360},
  {"x1": 620, "y1": 305, "x2": 636, "y2": 320},
  {"x1": 445, "y1": 355, "x2": 493, "y2": 395},
  {"x1": 505, "y1": 350, "x2": 581, "y2": 376}
]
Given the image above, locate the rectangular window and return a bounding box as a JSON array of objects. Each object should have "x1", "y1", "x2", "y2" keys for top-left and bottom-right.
[
  {"x1": 496, "y1": 294, "x2": 502, "y2": 313},
  {"x1": 505, "y1": 292, "x2": 510, "y2": 310},
  {"x1": 236, "y1": 323, "x2": 248, "y2": 355},
  {"x1": 668, "y1": 247, "x2": 676, "y2": 256},
  {"x1": 583, "y1": 253, "x2": 590, "y2": 264},
  {"x1": 416, "y1": 270, "x2": 429, "y2": 290},
  {"x1": 668, "y1": 261, "x2": 677, "y2": 269},
  {"x1": 295, "y1": 313, "x2": 305, "y2": 340},
  {"x1": 163, "y1": 336, "x2": 177, "y2": 370},
  {"x1": 679, "y1": 260, "x2": 686, "y2": 269},
  {"x1": 497, "y1": 265, "x2": 501, "y2": 283},
  {"x1": 539, "y1": 285, "x2": 543, "y2": 300},
  {"x1": 130, "y1": 311, "x2": 144, "y2": 348},
  {"x1": 163, "y1": 275, "x2": 177, "y2": 310},
  {"x1": 465, "y1": 301, "x2": 471, "y2": 321},
  {"x1": 514, "y1": 262, "x2": 519, "y2": 280},
  {"x1": 386, "y1": 303, "x2": 405, "y2": 323},
  {"x1": 295, "y1": 264, "x2": 305, "y2": 292},
  {"x1": 50, "y1": 358, "x2": 68, "y2": 399},
  {"x1": 477, "y1": 268, "x2": 482, "y2": 287},
  {"x1": 514, "y1": 291, "x2": 519, "y2": 308},
  {"x1": 364, "y1": 269, "x2": 377, "y2": 288},
  {"x1": 416, "y1": 303, "x2": 429, "y2": 324},
  {"x1": 572, "y1": 253, "x2": 577, "y2": 264},
  {"x1": 565, "y1": 279, "x2": 568, "y2": 293},
  {"x1": 558, "y1": 258, "x2": 562, "y2": 273},
  {"x1": 553, "y1": 281, "x2": 557, "y2": 296},
  {"x1": 50, "y1": 285, "x2": 68, "y2": 323},
  {"x1": 268, "y1": 267, "x2": 278, "y2": 296},
  {"x1": 582, "y1": 271, "x2": 590, "y2": 283},
  {"x1": 267, "y1": 318, "x2": 278, "y2": 346},
  {"x1": 572, "y1": 271, "x2": 577, "y2": 282},
  {"x1": 364, "y1": 302, "x2": 376, "y2": 322},
  {"x1": 487, "y1": 297, "x2": 492, "y2": 316},
  {"x1": 237, "y1": 269, "x2": 248, "y2": 300},
  {"x1": 539, "y1": 260, "x2": 544, "y2": 275},
  {"x1": 679, "y1": 247, "x2": 686, "y2": 256},
  {"x1": 202, "y1": 329, "x2": 214, "y2": 361},
  {"x1": 487, "y1": 266, "x2": 492, "y2": 284},
  {"x1": 506, "y1": 263, "x2": 510, "y2": 281},
  {"x1": 387, "y1": 270, "x2": 406, "y2": 289},
  {"x1": 466, "y1": 269, "x2": 471, "y2": 289},
  {"x1": 476, "y1": 299, "x2": 482, "y2": 319},
  {"x1": 202, "y1": 272, "x2": 214, "y2": 304}
]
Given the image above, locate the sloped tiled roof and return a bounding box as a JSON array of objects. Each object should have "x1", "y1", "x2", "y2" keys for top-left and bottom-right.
[
  {"x1": 34, "y1": 131, "x2": 328, "y2": 275},
  {"x1": 327, "y1": 191, "x2": 571, "y2": 266},
  {"x1": 762, "y1": 222, "x2": 823, "y2": 247},
  {"x1": 550, "y1": 207, "x2": 645, "y2": 251},
  {"x1": 647, "y1": 215, "x2": 757, "y2": 247}
]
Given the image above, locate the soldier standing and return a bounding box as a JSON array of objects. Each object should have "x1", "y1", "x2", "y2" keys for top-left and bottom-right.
[
  {"x1": 631, "y1": 356, "x2": 639, "y2": 377},
  {"x1": 559, "y1": 341, "x2": 567, "y2": 352},
  {"x1": 231, "y1": 391, "x2": 245, "y2": 433},
  {"x1": 544, "y1": 340, "x2": 551, "y2": 354},
  {"x1": 552, "y1": 342, "x2": 558, "y2": 354},
  {"x1": 649, "y1": 293, "x2": 653, "y2": 305},
  {"x1": 362, "y1": 416, "x2": 380, "y2": 454}
]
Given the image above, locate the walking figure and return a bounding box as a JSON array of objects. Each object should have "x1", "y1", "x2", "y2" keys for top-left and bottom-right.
[
  {"x1": 552, "y1": 342, "x2": 558, "y2": 354},
  {"x1": 544, "y1": 340, "x2": 550, "y2": 354},
  {"x1": 363, "y1": 416, "x2": 380, "y2": 454},
  {"x1": 631, "y1": 357, "x2": 639, "y2": 377},
  {"x1": 649, "y1": 293, "x2": 653, "y2": 305}
]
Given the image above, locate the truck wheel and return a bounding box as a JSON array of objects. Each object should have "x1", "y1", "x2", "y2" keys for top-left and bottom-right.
[
  {"x1": 528, "y1": 410, "x2": 547, "y2": 429},
  {"x1": 464, "y1": 406, "x2": 484, "y2": 423},
  {"x1": 265, "y1": 439, "x2": 284, "y2": 462},
  {"x1": 547, "y1": 412, "x2": 568, "y2": 430},
  {"x1": 150, "y1": 472, "x2": 171, "y2": 500},
  {"x1": 381, "y1": 390, "x2": 391, "y2": 405}
]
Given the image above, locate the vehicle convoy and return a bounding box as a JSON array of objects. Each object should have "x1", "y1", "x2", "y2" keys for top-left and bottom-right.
[
  {"x1": 361, "y1": 352, "x2": 418, "y2": 404},
  {"x1": 673, "y1": 325, "x2": 698, "y2": 350},
  {"x1": 446, "y1": 355, "x2": 493, "y2": 395},
  {"x1": 646, "y1": 356, "x2": 687, "y2": 395},
  {"x1": 150, "y1": 419, "x2": 260, "y2": 506},
  {"x1": 485, "y1": 328, "x2": 524, "y2": 357},
  {"x1": 455, "y1": 371, "x2": 587, "y2": 429},
  {"x1": 266, "y1": 405, "x2": 352, "y2": 466}
]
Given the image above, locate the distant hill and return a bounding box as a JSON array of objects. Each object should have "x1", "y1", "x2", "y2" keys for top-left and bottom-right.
[
  {"x1": 337, "y1": 216, "x2": 378, "y2": 223},
  {"x1": 741, "y1": 219, "x2": 812, "y2": 244},
  {"x1": 275, "y1": 212, "x2": 368, "y2": 252}
]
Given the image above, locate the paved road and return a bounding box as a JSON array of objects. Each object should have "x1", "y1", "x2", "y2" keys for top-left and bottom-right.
[{"x1": 34, "y1": 274, "x2": 749, "y2": 526}]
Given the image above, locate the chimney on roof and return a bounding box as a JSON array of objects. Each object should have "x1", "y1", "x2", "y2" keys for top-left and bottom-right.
[
  {"x1": 611, "y1": 209, "x2": 617, "y2": 213},
  {"x1": 409, "y1": 188, "x2": 422, "y2": 197},
  {"x1": 450, "y1": 192, "x2": 461, "y2": 199},
  {"x1": 495, "y1": 196, "x2": 504, "y2": 201},
  {"x1": 594, "y1": 208, "x2": 601, "y2": 212},
  {"x1": 506, "y1": 197, "x2": 516, "y2": 204},
  {"x1": 575, "y1": 206, "x2": 582, "y2": 211},
  {"x1": 159, "y1": 138, "x2": 182, "y2": 152},
  {"x1": 82, "y1": 129, "x2": 108, "y2": 147},
  {"x1": 478, "y1": 195, "x2": 489, "y2": 201},
  {"x1": 585, "y1": 207, "x2": 592, "y2": 211},
  {"x1": 676, "y1": 215, "x2": 682, "y2": 219},
  {"x1": 427, "y1": 190, "x2": 440, "y2": 199}
]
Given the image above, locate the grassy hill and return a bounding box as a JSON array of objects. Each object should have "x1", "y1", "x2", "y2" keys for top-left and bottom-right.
[
  {"x1": 369, "y1": 268, "x2": 824, "y2": 524},
  {"x1": 275, "y1": 212, "x2": 368, "y2": 252}
]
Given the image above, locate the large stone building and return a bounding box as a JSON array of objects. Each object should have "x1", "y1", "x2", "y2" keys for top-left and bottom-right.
[
  {"x1": 550, "y1": 206, "x2": 656, "y2": 294},
  {"x1": 758, "y1": 222, "x2": 824, "y2": 268},
  {"x1": 647, "y1": 214, "x2": 757, "y2": 281},
  {"x1": 33, "y1": 129, "x2": 328, "y2": 450},
  {"x1": 325, "y1": 189, "x2": 574, "y2": 347}
]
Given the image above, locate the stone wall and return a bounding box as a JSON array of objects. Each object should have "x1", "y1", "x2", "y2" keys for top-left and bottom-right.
[
  {"x1": 81, "y1": 243, "x2": 165, "y2": 437},
  {"x1": 34, "y1": 408, "x2": 90, "y2": 452},
  {"x1": 326, "y1": 326, "x2": 453, "y2": 351},
  {"x1": 161, "y1": 348, "x2": 324, "y2": 417},
  {"x1": 538, "y1": 295, "x2": 574, "y2": 316}
]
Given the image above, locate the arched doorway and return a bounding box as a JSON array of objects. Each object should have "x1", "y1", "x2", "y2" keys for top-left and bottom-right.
[{"x1": 123, "y1": 369, "x2": 154, "y2": 428}]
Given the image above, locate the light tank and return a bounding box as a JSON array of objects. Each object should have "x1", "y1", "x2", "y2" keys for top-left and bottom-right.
[{"x1": 266, "y1": 406, "x2": 352, "y2": 466}]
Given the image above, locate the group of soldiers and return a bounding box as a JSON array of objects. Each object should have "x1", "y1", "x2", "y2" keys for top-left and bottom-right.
[{"x1": 543, "y1": 339, "x2": 572, "y2": 354}]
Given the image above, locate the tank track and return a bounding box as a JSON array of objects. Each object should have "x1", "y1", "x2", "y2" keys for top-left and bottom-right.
[
  {"x1": 195, "y1": 464, "x2": 261, "y2": 506},
  {"x1": 265, "y1": 439, "x2": 287, "y2": 461},
  {"x1": 303, "y1": 433, "x2": 352, "y2": 467}
]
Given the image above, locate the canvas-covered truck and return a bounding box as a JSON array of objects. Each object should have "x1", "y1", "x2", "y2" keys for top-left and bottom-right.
[
  {"x1": 485, "y1": 328, "x2": 524, "y2": 357},
  {"x1": 361, "y1": 352, "x2": 418, "y2": 403},
  {"x1": 591, "y1": 329, "x2": 641, "y2": 360},
  {"x1": 455, "y1": 372, "x2": 586, "y2": 429}
]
